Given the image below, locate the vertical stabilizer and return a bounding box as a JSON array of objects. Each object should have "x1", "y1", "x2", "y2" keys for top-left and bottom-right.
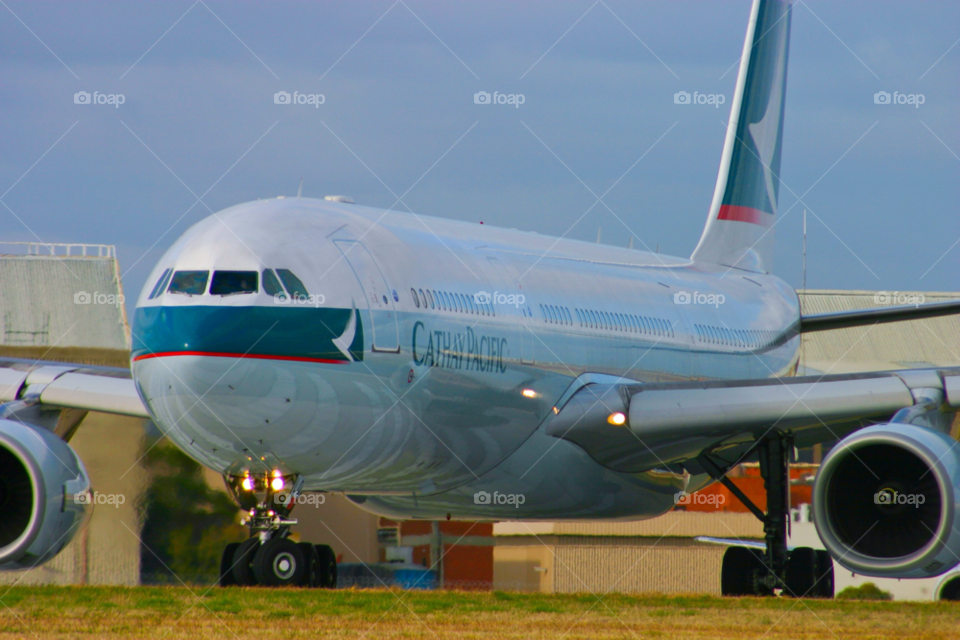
[{"x1": 690, "y1": 0, "x2": 792, "y2": 273}]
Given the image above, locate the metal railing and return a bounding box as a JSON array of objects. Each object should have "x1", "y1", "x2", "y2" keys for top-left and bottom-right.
[{"x1": 0, "y1": 242, "x2": 115, "y2": 258}]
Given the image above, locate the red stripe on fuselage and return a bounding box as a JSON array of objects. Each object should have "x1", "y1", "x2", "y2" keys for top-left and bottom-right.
[
  {"x1": 132, "y1": 351, "x2": 350, "y2": 364},
  {"x1": 717, "y1": 205, "x2": 774, "y2": 227}
]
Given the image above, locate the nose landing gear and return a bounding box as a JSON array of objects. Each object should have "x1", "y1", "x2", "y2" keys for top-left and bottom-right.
[{"x1": 218, "y1": 471, "x2": 337, "y2": 588}]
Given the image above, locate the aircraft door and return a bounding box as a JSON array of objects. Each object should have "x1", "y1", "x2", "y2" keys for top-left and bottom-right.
[
  {"x1": 487, "y1": 257, "x2": 534, "y2": 364},
  {"x1": 333, "y1": 240, "x2": 400, "y2": 352}
]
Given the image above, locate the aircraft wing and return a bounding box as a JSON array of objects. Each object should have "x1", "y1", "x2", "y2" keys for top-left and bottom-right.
[
  {"x1": 0, "y1": 358, "x2": 149, "y2": 439},
  {"x1": 546, "y1": 367, "x2": 960, "y2": 474}
]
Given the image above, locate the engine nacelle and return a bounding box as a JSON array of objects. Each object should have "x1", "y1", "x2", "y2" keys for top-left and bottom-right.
[
  {"x1": 0, "y1": 419, "x2": 91, "y2": 570},
  {"x1": 813, "y1": 423, "x2": 960, "y2": 578}
]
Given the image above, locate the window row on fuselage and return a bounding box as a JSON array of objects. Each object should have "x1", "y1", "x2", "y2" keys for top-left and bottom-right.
[
  {"x1": 539, "y1": 302, "x2": 675, "y2": 339},
  {"x1": 410, "y1": 288, "x2": 496, "y2": 316},
  {"x1": 409, "y1": 288, "x2": 675, "y2": 341},
  {"x1": 693, "y1": 323, "x2": 789, "y2": 350}
]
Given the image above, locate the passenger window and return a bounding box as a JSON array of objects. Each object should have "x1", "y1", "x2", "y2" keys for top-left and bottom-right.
[
  {"x1": 168, "y1": 270, "x2": 209, "y2": 296},
  {"x1": 149, "y1": 269, "x2": 172, "y2": 299},
  {"x1": 210, "y1": 271, "x2": 258, "y2": 296},
  {"x1": 427, "y1": 290, "x2": 435, "y2": 309},
  {"x1": 262, "y1": 269, "x2": 284, "y2": 297},
  {"x1": 276, "y1": 269, "x2": 308, "y2": 298},
  {"x1": 419, "y1": 289, "x2": 428, "y2": 309},
  {"x1": 411, "y1": 288, "x2": 420, "y2": 308}
]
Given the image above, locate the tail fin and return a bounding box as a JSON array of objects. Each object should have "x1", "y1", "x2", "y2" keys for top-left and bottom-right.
[{"x1": 690, "y1": 0, "x2": 792, "y2": 273}]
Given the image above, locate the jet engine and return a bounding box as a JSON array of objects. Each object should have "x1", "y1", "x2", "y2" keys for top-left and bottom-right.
[
  {"x1": 0, "y1": 419, "x2": 91, "y2": 570},
  {"x1": 814, "y1": 423, "x2": 960, "y2": 578}
]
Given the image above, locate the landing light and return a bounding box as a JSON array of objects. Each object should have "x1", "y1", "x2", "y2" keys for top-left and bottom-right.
[
  {"x1": 607, "y1": 412, "x2": 627, "y2": 426},
  {"x1": 241, "y1": 476, "x2": 255, "y2": 491},
  {"x1": 522, "y1": 389, "x2": 538, "y2": 399},
  {"x1": 271, "y1": 476, "x2": 285, "y2": 491}
]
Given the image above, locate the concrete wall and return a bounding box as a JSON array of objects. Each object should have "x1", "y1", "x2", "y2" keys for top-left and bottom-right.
[{"x1": 494, "y1": 544, "x2": 726, "y2": 594}]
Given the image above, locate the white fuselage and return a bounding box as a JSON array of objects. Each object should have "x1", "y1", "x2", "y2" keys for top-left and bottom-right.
[{"x1": 131, "y1": 198, "x2": 800, "y2": 520}]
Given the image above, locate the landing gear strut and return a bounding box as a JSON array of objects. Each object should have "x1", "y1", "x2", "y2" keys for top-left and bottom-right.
[
  {"x1": 701, "y1": 434, "x2": 834, "y2": 598},
  {"x1": 217, "y1": 471, "x2": 337, "y2": 588}
]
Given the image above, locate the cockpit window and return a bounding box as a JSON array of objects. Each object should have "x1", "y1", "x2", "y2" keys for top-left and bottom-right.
[
  {"x1": 148, "y1": 269, "x2": 172, "y2": 300},
  {"x1": 276, "y1": 269, "x2": 308, "y2": 298},
  {"x1": 168, "y1": 270, "x2": 209, "y2": 296},
  {"x1": 210, "y1": 271, "x2": 258, "y2": 296},
  {"x1": 262, "y1": 269, "x2": 284, "y2": 297}
]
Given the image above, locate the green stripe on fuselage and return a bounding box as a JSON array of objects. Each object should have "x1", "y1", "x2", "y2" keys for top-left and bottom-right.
[{"x1": 131, "y1": 305, "x2": 363, "y2": 361}]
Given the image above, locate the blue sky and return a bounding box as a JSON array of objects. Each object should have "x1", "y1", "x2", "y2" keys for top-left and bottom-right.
[{"x1": 1, "y1": 0, "x2": 958, "y2": 312}]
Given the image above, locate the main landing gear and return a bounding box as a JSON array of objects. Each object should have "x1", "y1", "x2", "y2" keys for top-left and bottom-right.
[
  {"x1": 218, "y1": 471, "x2": 337, "y2": 588},
  {"x1": 700, "y1": 434, "x2": 834, "y2": 598}
]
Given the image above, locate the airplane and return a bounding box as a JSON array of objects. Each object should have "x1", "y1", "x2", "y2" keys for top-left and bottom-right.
[{"x1": 2, "y1": 0, "x2": 960, "y2": 597}]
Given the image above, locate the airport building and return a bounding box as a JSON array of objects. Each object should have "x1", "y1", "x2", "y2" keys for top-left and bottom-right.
[{"x1": 1, "y1": 243, "x2": 958, "y2": 599}]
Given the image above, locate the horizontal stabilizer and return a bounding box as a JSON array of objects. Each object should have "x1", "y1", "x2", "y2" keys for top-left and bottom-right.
[{"x1": 800, "y1": 299, "x2": 960, "y2": 333}]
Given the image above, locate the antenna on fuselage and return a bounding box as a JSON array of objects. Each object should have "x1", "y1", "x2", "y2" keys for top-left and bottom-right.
[
  {"x1": 596, "y1": 227, "x2": 602, "y2": 244},
  {"x1": 297, "y1": 177, "x2": 304, "y2": 199},
  {"x1": 628, "y1": 236, "x2": 634, "y2": 250}
]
